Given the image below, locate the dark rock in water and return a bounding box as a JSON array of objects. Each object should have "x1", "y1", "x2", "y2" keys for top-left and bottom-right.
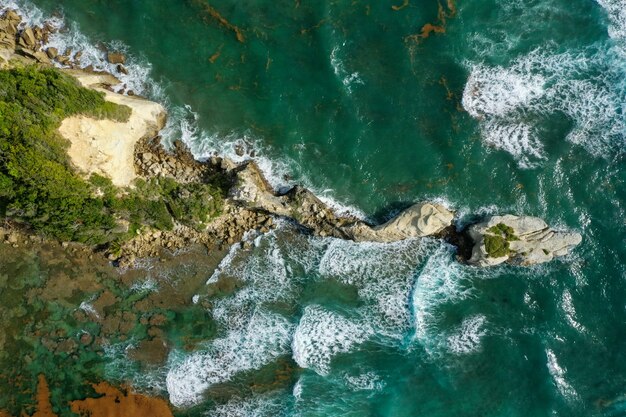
[
  {"x1": 439, "y1": 225, "x2": 475, "y2": 262},
  {"x1": 107, "y1": 51, "x2": 126, "y2": 64},
  {"x1": 116, "y1": 63, "x2": 128, "y2": 75}
]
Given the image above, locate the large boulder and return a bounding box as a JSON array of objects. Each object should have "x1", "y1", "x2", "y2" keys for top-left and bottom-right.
[
  {"x1": 349, "y1": 202, "x2": 454, "y2": 242},
  {"x1": 18, "y1": 27, "x2": 36, "y2": 49},
  {"x1": 468, "y1": 215, "x2": 582, "y2": 267}
]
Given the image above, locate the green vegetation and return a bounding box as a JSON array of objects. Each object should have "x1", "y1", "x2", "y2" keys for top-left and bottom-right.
[
  {"x1": 487, "y1": 223, "x2": 519, "y2": 241},
  {"x1": 0, "y1": 66, "x2": 225, "y2": 245},
  {"x1": 484, "y1": 223, "x2": 520, "y2": 258}
]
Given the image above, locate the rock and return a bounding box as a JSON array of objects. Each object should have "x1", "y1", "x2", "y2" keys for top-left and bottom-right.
[
  {"x1": 467, "y1": 215, "x2": 582, "y2": 267},
  {"x1": 0, "y1": 32, "x2": 16, "y2": 51},
  {"x1": 18, "y1": 27, "x2": 36, "y2": 49},
  {"x1": 6, "y1": 232, "x2": 19, "y2": 244},
  {"x1": 116, "y1": 64, "x2": 128, "y2": 75},
  {"x1": 16, "y1": 47, "x2": 51, "y2": 64},
  {"x1": 377, "y1": 202, "x2": 453, "y2": 239},
  {"x1": 107, "y1": 51, "x2": 125, "y2": 64},
  {"x1": 45, "y1": 46, "x2": 58, "y2": 59},
  {"x1": 348, "y1": 202, "x2": 454, "y2": 243},
  {"x1": 33, "y1": 26, "x2": 43, "y2": 41},
  {"x1": 4, "y1": 10, "x2": 21, "y2": 25}
]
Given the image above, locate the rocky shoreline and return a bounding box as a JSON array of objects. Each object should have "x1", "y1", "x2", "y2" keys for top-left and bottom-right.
[
  {"x1": 0, "y1": 6, "x2": 582, "y2": 269},
  {"x1": 0, "y1": 5, "x2": 589, "y2": 417}
]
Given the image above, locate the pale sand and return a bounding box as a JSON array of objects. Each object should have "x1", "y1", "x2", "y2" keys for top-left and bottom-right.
[{"x1": 58, "y1": 70, "x2": 166, "y2": 187}]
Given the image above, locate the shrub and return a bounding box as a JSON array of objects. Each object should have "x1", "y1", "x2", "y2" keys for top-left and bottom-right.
[
  {"x1": 0, "y1": 66, "x2": 130, "y2": 243},
  {"x1": 484, "y1": 223, "x2": 520, "y2": 258},
  {"x1": 484, "y1": 234, "x2": 510, "y2": 258},
  {"x1": 0, "y1": 66, "x2": 224, "y2": 246}
]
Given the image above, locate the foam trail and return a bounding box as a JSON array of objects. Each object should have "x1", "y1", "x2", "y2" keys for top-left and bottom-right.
[
  {"x1": 595, "y1": 0, "x2": 626, "y2": 43},
  {"x1": 166, "y1": 309, "x2": 294, "y2": 407},
  {"x1": 546, "y1": 348, "x2": 580, "y2": 402},
  {"x1": 463, "y1": 46, "x2": 626, "y2": 166},
  {"x1": 343, "y1": 371, "x2": 386, "y2": 392},
  {"x1": 319, "y1": 237, "x2": 435, "y2": 337},
  {"x1": 292, "y1": 305, "x2": 373, "y2": 376},
  {"x1": 411, "y1": 245, "x2": 476, "y2": 356},
  {"x1": 208, "y1": 394, "x2": 291, "y2": 417},
  {"x1": 446, "y1": 315, "x2": 488, "y2": 355}
]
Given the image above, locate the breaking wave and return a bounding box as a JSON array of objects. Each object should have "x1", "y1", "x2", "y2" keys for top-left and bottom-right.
[{"x1": 463, "y1": 45, "x2": 626, "y2": 167}]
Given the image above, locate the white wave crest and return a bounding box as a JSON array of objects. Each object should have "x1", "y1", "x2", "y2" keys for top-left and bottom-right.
[
  {"x1": 292, "y1": 305, "x2": 373, "y2": 376},
  {"x1": 411, "y1": 245, "x2": 476, "y2": 356},
  {"x1": 166, "y1": 309, "x2": 294, "y2": 408},
  {"x1": 319, "y1": 238, "x2": 435, "y2": 336},
  {"x1": 343, "y1": 371, "x2": 386, "y2": 392},
  {"x1": 330, "y1": 41, "x2": 364, "y2": 94},
  {"x1": 463, "y1": 47, "x2": 626, "y2": 166},
  {"x1": 463, "y1": 64, "x2": 545, "y2": 119},
  {"x1": 596, "y1": 0, "x2": 626, "y2": 43},
  {"x1": 208, "y1": 393, "x2": 290, "y2": 417},
  {"x1": 446, "y1": 315, "x2": 488, "y2": 354},
  {"x1": 546, "y1": 348, "x2": 580, "y2": 402}
]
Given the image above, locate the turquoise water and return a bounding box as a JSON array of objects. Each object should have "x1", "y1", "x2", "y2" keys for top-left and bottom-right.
[{"x1": 2, "y1": 0, "x2": 626, "y2": 416}]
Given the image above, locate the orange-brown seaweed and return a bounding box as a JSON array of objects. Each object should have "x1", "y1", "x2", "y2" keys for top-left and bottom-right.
[
  {"x1": 70, "y1": 383, "x2": 174, "y2": 417},
  {"x1": 405, "y1": 0, "x2": 457, "y2": 44},
  {"x1": 192, "y1": 0, "x2": 245, "y2": 43},
  {"x1": 30, "y1": 375, "x2": 56, "y2": 417}
]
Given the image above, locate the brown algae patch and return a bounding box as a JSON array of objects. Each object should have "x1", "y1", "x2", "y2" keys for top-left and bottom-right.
[
  {"x1": 391, "y1": 0, "x2": 410, "y2": 11},
  {"x1": 31, "y1": 375, "x2": 55, "y2": 417},
  {"x1": 70, "y1": 383, "x2": 173, "y2": 417},
  {"x1": 405, "y1": 0, "x2": 457, "y2": 44},
  {"x1": 192, "y1": 0, "x2": 246, "y2": 43}
]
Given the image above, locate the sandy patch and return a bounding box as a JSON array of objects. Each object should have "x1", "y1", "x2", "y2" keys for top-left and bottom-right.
[{"x1": 58, "y1": 71, "x2": 166, "y2": 187}]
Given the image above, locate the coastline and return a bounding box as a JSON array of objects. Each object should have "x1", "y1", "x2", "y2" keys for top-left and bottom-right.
[
  {"x1": 0, "y1": 4, "x2": 588, "y2": 416},
  {"x1": 0, "y1": 6, "x2": 582, "y2": 268}
]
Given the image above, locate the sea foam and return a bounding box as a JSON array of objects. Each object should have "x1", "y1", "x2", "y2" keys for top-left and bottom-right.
[
  {"x1": 463, "y1": 46, "x2": 626, "y2": 167},
  {"x1": 319, "y1": 238, "x2": 434, "y2": 337},
  {"x1": 292, "y1": 305, "x2": 373, "y2": 376},
  {"x1": 166, "y1": 309, "x2": 294, "y2": 407}
]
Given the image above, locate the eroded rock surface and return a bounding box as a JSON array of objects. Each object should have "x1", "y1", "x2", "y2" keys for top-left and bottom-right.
[
  {"x1": 348, "y1": 202, "x2": 454, "y2": 242},
  {"x1": 468, "y1": 215, "x2": 582, "y2": 267}
]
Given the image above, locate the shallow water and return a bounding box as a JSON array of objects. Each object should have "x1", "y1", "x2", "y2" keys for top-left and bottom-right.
[{"x1": 1, "y1": 0, "x2": 626, "y2": 416}]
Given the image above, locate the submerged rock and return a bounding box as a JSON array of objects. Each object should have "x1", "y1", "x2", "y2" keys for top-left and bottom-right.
[
  {"x1": 468, "y1": 215, "x2": 582, "y2": 267},
  {"x1": 107, "y1": 51, "x2": 126, "y2": 64}
]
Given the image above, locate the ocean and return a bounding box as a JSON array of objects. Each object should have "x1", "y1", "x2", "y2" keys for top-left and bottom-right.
[{"x1": 0, "y1": 0, "x2": 625, "y2": 416}]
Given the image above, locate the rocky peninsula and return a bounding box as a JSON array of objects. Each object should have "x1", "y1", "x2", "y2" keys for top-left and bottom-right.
[
  {"x1": 0, "y1": 7, "x2": 582, "y2": 269},
  {"x1": 0, "y1": 6, "x2": 584, "y2": 416}
]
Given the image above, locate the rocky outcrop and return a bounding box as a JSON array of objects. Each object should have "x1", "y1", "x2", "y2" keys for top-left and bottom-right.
[
  {"x1": 228, "y1": 162, "x2": 454, "y2": 241},
  {"x1": 107, "y1": 51, "x2": 126, "y2": 65},
  {"x1": 347, "y1": 202, "x2": 454, "y2": 242},
  {"x1": 468, "y1": 215, "x2": 582, "y2": 266},
  {"x1": 134, "y1": 136, "x2": 227, "y2": 184},
  {"x1": 0, "y1": 7, "x2": 582, "y2": 269}
]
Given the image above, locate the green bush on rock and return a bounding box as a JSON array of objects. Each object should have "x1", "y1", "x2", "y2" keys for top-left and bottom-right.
[{"x1": 484, "y1": 222, "x2": 520, "y2": 258}]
